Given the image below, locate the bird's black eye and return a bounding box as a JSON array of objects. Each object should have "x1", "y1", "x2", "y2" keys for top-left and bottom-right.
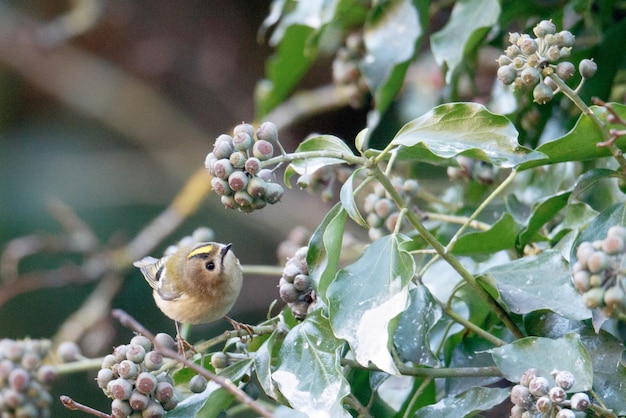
[{"x1": 205, "y1": 261, "x2": 215, "y2": 271}]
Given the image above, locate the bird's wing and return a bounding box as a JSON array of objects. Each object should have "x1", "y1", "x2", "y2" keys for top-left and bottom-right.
[{"x1": 133, "y1": 256, "x2": 164, "y2": 291}]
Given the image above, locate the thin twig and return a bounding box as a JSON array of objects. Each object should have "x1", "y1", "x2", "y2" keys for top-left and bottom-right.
[
  {"x1": 112, "y1": 309, "x2": 275, "y2": 418},
  {"x1": 60, "y1": 395, "x2": 112, "y2": 418}
]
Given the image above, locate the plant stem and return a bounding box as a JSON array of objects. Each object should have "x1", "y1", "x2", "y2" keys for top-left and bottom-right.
[
  {"x1": 371, "y1": 167, "x2": 524, "y2": 340},
  {"x1": 341, "y1": 358, "x2": 502, "y2": 378},
  {"x1": 547, "y1": 71, "x2": 626, "y2": 172},
  {"x1": 262, "y1": 149, "x2": 366, "y2": 168},
  {"x1": 442, "y1": 305, "x2": 506, "y2": 346},
  {"x1": 403, "y1": 377, "x2": 433, "y2": 418}
]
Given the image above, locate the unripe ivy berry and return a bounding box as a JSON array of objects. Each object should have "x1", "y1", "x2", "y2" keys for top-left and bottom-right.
[
  {"x1": 510, "y1": 384, "x2": 533, "y2": 408},
  {"x1": 57, "y1": 341, "x2": 82, "y2": 362},
  {"x1": 293, "y1": 274, "x2": 311, "y2": 292},
  {"x1": 607, "y1": 225, "x2": 626, "y2": 239},
  {"x1": 233, "y1": 122, "x2": 255, "y2": 139},
  {"x1": 367, "y1": 213, "x2": 384, "y2": 228},
  {"x1": 117, "y1": 360, "x2": 139, "y2": 380},
  {"x1": 36, "y1": 365, "x2": 56, "y2": 386},
  {"x1": 228, "y1": 171, "x2": 249, "y2": 192},
  {"x1": 233, "y1": 132, "x2": 253, "y2": 152},
  {"x1": 97, "y1": 368, "x2": 113, "y2": 390},
  {"x1": 546, "y1": 45, "x2": 561, "y2": 62},
  {"x1": 256, "y1": 121, "x2": 279, "y2": 144},
  {"x1": 549, "y1": 386, "x2": 567, "y2": 403},
  {"x1": 108, "y1": 378, "x2": 134, "y2": 400},
  {"x1": 213, "y1": 159, "x2": 233, "y2": 180},
  {"x1": 554, "y1": 370, "x2": 575, "y2": 390},
  {"x1": 520, "y1": 368, "x2": 538, "y2": 387},
  {"x1": 142, "y1": 399, "x2": 165, "y2": 418},
  {"x1": 129, "y1": 390, "x2": 150, "y2": 411},
  {"x1": 583, "y1": 287, "x2": 605, "y2": 308},
  {"x1": 510, "y1": 405, "x2": 525, "y2": 418},
  {"x1": 520, "y1": 67, "x2": 540, "y2": 86},
  {"x1": 559, "y1": 47, "x2": 572, "y2": 59},
  {"x1": 113, "y1": 345, "x2": 129, "y2": 363},
  {"x1": 535, "y1": 20, "x2": 556, "y2": 37},
  {"x1": 603, "y1": 285, "x2": 625, "y2": 310},
  {"x1": 9, "y1": 367, "x2": 30, "y2": 391},
  {"x1": 602, "y1": 236, "x2": 624, "y2": 255},
  {"x1": 497, "y1": 65, "x2": 517, "y2": 85},
  {"x1": 21, "y1": 351, "x2": 40, "y2": 371},
  {"x1": 519, "y1": 37, "x2": 538, "y2": 54},
  {"x1": 280, "y1": 282, "x2": 299, "y2": 303},
  {"x1": 508, "y1": 32, "x2": 521, "y2": 45},
  {"x1": 533, "y1": 82, "x2": 553, "y2": 104},
  {"x1": 234, "y1": 190, "x2": 254, "y2": 207},
  {"x1": 253, "y1": 140, "x2": 274, "y2": 160},
  {"x1": 572, "y1": 270, "x2": 590, "y2": 292},
  {"x1": 556, "y1": 409, "x2": 575, "y2": 418},
  {"x1": 154, "y1": 382, "x2": 174, "y2": 403},
  {"x1": 257, "y1": 168, "x2": 275, "y2": 182},
  {"x1": 126, "y1": 344, "x2": 146, "y2": 364},
  {"x1": 536, "y1": 396, "x2": 552, "y2": 413},
  {"x1": 136, "y1": 372, "x2": 158, "y2": 395},
  {"x1": 221, "y1": 195, "x2": 236, "y2": 209},
  {"x1": 213, "y1": 135, "x2": 234, "y2": 160},
  {"x1": 291, "y1": 301, "x2": 309, "y2": 320},
  {"x1": 558, "y1": 31, "x2": 575, "y2": 47},
  {"x1": 579, "y1": 59, "x2": 597, "y2": 78},
  {"x1": 385, "y1": 211, "x2": 401, "y2": 232},
  {"x1": 570, "y1": 392, "x2": 590, "y2": 410},
  {"x1": 556, "y1": 62, "x2": 575, "y2": 80},
  {"x1": 111, "y1": 399, "x2": 132, "y2": 418},
  {"x1": 130, "y1": 335, "x2": 152, "y2": 353},
  {"x1": 189, "y1": 375, "x2": 208, "y2": 393},
  {"x1": 211, "y1": 177, "x2": 231, "y2": 196},
  {"x1": 264, "y1": 182, "x2": 284, "y2": 204},
  {"x1": 244, "y1": 157, "x2": 261, "y2": 175},
  {"x1": 143, "y1": 351, "x2": 164, "y2": 371},
  {"x1": 229, "y1": 151, "x2": 247, "y2": 169},
  {"x1": 587, "y1": 251, "x2": 610, "y2": 273},
  {"x1": 529, "y1": 376, "x2": 550, "y2": 397},
  {"x1": 211, "y1": 352, "x2": 229, "y2": 370}
]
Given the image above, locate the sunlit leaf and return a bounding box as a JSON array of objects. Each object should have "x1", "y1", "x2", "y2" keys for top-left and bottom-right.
[
  {"x1": 308, "y1": 203, "x2": 347, "y2": 302},
  {"x1": 517, "y1": 103, "x2": 626, "y2": 171},
  {"x1": 288, "y1": 134, "x2": 354, "y2": 176},
  {"x1": 327, "y1": 235, "x2": 415, "y2": 375},
  {"x1": 431, "y1": 0, "x2": 500, "y2": 84},
  {"x1": 452, "y1": 212, "x2": 519, "y2": 255},
  {"x1": 484, "y1": 249, "x2": 590, "y2": 320},
  {"x1": 491, "y1": 333, "x2": 593, "y2": 392},
  {"x1": 339, "y1": 168, "x2": 368, "y2": 228},
  {"x1": 272, "y1": 311, "x2": 350, "y2": 418},
  {"x1": 389, "y1": 103, "x2": 545, "y2": 168},
  {"x1": 414, "y1": 386, "x2": 509, "y2": 418}
]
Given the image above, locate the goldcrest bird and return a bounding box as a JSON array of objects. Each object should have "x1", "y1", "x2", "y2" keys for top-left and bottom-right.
[{"x1": 133, "y1": 242, "x2": 243, "y2": 334}]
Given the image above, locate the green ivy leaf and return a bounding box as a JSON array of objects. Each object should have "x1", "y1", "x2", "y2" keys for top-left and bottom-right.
[
  {"x1": 414, "y1": 386, "x2": 510, "y2": 418},
  {"x1": 517, "y1": 103, "x2": 626, "y2": 171},
  {"x1": 308, "y1": 203, "x2": 347, "y2": 302},
  {"x1": 431, "y1": 0, "x2": 500, "y2": 84},
  {"x1": 569, "y1": 168, "x2": 620, "y2": 202},
  {"x1": 285, "y1": 134, "x2": 354, "y2": 185},
  {"x1": 491, "y1": 333, "x2": 593, "y2": 392},
  {"x1": 394, "y1": 285, "x2": 441, "y2": 367},
  {"x1": 571, "y1": 202, "x2": 626, "y2": 258},
  {"x1": 254, "y1": 328, "x2": 286, "y2": 402},
  {"x1": 272, "y1": 310, "x2": 350, "y2": 418},
  {"x1": 484, "y1": 249, "x2": 590, "y2": 320},
  {"x1": 517, "y1": 190, "x2": 571, "y2": 248},
  {"x1": 339, "y1": 168, "x2": 368, "y2": 228},
  {"x1": 452, "y1": 212, "x2": 519, "y2": 255},
  {"x1": 327, "y1": 235, "x2": 415, "y2": 375},
  {"x1": 360, "y1": 0, "x2": 424, "y2": 134},
  {"x1": 256, "y1": 24, "x2": 317, "y2": 118},
  {"x1": 389, "y1": 103, "x2": 545, "y2": 168}
]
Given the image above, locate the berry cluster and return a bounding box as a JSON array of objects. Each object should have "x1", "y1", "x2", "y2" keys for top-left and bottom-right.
[
  {"x1": 205, "y1": 122, "x2": 284, "y2": 213},
  {"x1": 278, "y1": 246, "x2": 316, "y2": 320},
  {"x1": 0, "y1": 339, "x2": 55, "y2": 418},
  {"x1": 97, "y1": 334, "x2": 178, "y2": 418},
  {"x1": 447, "y1": 156, "x2": 496, "y2": 186},
  {"x1": 296, "y1": 165, "x2": 352, "y2": 203},
  {"x1": 332, "y1": 32, "x2": 369, "y2": 109},
  {"x1": 364, "y1": 176, "x2": 419, "y2": 241},
  {"x1": 497, "y1": 20, "x2": 597, "y2": 104},
  {"x1": 510, "y1": 368, "x2": 589, "y2": 418},
  {"x1": 572, "y1": 225, "x2": 626, "y2": 318}
]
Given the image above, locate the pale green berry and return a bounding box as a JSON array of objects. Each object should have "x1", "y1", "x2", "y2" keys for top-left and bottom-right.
[
  {"x1": 211, "y1": 177, "x2": 231, "y2": 196},
  {"x1": 108, "y1": 378, "x2": 134, "y2": 400},
  {"x1": 129, "y1": 389, "x2": 150, "y2": 411},
  {"x1": 233, "y1": 132, "x2": 253, "y2": 152},
  {"x1": 529, "y1": 376, "x2": 550, "y2": 397},
  {"x1": 244, "y1": 157, "x2": 261, "y2": 175},
  {"x1": 229, "y1": 151, "x2": 247, "y2": 169},
  {"x1": 549, "y1": 386, "x2": 567, "y2": 403},
  {"x1": 520, "y1": 38, "x2": 538, "y2": 54},
  {"x1": 228, "y1": 171, "x2": 249, "y2": 192},
  {"x1": 136, "y1": 372, "x2": 158, "y2": 395},
  {"x1": 570, "y1": 392, "x2": 590, "y2": 410},
  {"x1": 233, "y1": 123, "x2": 255, "y2": 142},
  {"x1": 520, "y1": 67, "x2": 540, "y2": 86},
  {"x1": 587, "y1": 251, "x2": 610, "y2": 273},
  {"x1": 603, "y1": 285, "x2": 625, "y2": 310},
  {"x1": 510, "y1": 384, "x2": 533, "y2": 408},
  {"x1": 497, "y1": 65, "x2": 517, "y2": 85},
  {"x1": 265, "y1": 182, "x2": 284, "y2": 204},
  {"x1": 556, "y1": 409, "x2": 575, "y2": 418},
  {"x1": 579, "y1": 59, "x2": 597, "y2": 78},
  {"x1": 213, "y1": 159, "x2": 233, "y2": 180},
  {"x1": 211, "y1": 352, "x2": 229, "y2": 370},
  {"x1": 247, "y1": 176, "x2": 267, "y2": 198},
  {"x1": 256, "y1": 121, "x2": 279, "y2": 144},
  {"x1": 554, "y1": 370, "x2": 575, "y2": 390},
  {"x1": 583, "y1": 287, "x2": 605, "y2": 308},
  {"x1": 253, "y1": 140, "x2": 274, "y2": 160},
  {"x1": 556, "y1": 61, "x2": 575, "y2": 80},
  {"x1": 557, "y1": 31, "x2": 575, "y2": 47},
  {"x1": 534, "y1": 20, "x2": 556, "y2": 37},
  {"x1": 572, "y1": 270, "x2": 590, "y2": 293},
  {"x1": 536, "y1": 396, "x2": 552, "y2": 413},
  {"x1": 533, "y1": 82, "x2": 553, "y2": 104}
]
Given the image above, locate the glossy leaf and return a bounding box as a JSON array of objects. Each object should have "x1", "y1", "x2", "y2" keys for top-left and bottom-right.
[
  {"x1": 569, "y1": 168, "x2": 620, "y2": 202},
  {"x1": 255, "y1": 328, "x2": 286, "y2": 401},
  {"x1": 485, "y1": 249, "x2": 590, "y2": 320},
  {"x1": 517, "y1": 103, "x2": 626, "y2": 171},
  {"x1": 491, "y1": 333, "x2": 593, "y2": 392},
  {"x1": 308, "y1": 203, "x2": 347, "y2": 301},
  {"x1": 339, "y1": 168, "x2": 368, "y2": 228},
  {"x1": 414, "y1": 386, "x2": 509, "y2": 418},
  {"x1": 394, "y1": 285, "x2": 441, "y2": 367},
  {"x1": 272, "y1": 310, "x2": 350, "y2": 418},
  {"x1": 389, "y1": 103, "x2": 545, "y2": 168},
  {"x1": 517, "y1": 190, "x2": 571, "y2": 248},
  {"x1": 571, "y1": 202, "x2": 626, "y2": 260},
  {"x1": 256, "y1": 24, "x2": 318, "y2": 118},
  {"x1": 361, "y1": 0, "x2": 423, "y2": 134},
  {"x1": 431, "y1": 0, "x2": 501, "y2": 84},
  {"x1": 285, "y1": 134, "x2": 355, "y2": 185},
  {"x1": 327, "y1": 235, "x2": 415, "y2": 375},
  {"x1": 452, "y1": 212, "x2": 519, "y2": 255}
]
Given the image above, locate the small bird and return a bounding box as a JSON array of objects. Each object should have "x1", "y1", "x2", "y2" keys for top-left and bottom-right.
[{"x1": 133, "y1": 242, "x2": 244, "y2": 349}]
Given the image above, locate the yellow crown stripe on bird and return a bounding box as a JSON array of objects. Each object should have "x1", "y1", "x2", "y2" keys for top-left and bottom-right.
[{"x1": 186, "y1": 243, "x2": 215, "y2": 260}]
